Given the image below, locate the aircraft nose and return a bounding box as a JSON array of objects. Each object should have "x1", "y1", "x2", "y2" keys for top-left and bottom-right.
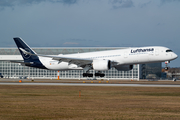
[{"x1": 174, "y1": 53, "x2": 178, "y2": 59}]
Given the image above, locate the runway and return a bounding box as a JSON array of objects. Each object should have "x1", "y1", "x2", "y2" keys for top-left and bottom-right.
[{"x1": 0, "y1": 82, "x2": 180, "y2": 87}]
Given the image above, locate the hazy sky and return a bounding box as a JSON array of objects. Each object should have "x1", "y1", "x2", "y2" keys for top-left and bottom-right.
[{"x1": 0, "y1": 0, "x2": 180, "y2": 67}]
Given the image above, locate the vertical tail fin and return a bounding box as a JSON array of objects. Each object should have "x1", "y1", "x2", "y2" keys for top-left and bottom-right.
[
  {"x1": 13, "y1": 37, "x2": 39, "y2": 62},
  {"x1": 13, "y1": 37, "x2": 46, "y2": 69}
]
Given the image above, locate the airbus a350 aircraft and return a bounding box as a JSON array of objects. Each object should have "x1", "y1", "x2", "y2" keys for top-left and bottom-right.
[{"x1": 12, "y1": 37, "x2": 178, "y2": 77}]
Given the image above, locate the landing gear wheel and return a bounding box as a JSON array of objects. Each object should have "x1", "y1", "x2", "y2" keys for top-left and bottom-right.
[
  {"x1": 165, "y1": 61, "x2": 170, "y2": 71},
  {"x1": 95, "y1": 73, "x2": 105, "y2": 77},
  {"x1": 83, "y1": 73, "x2": 93, "y2": 77},
  {"x1": 165, "y1": 67, "x2": 169, "y2": 70}
]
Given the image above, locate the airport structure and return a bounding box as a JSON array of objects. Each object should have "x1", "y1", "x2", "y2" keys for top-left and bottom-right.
[{"x1": 0, "y1": 47, "x2": 162, "y2": 80}]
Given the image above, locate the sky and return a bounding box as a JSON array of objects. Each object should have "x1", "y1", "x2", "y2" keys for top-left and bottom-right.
[{"x1": 0, "y1": 0, "x2": 180, "y2": 67}]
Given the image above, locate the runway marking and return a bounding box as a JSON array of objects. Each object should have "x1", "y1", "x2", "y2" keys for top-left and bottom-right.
[{"x1": 0, "y1": 83, "x2": 180, "y2": 87}]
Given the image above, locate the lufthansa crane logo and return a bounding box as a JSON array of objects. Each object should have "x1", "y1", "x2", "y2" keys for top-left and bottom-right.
[{"x1": 20, "y1": 48, "x2": 31, "y2": 59}]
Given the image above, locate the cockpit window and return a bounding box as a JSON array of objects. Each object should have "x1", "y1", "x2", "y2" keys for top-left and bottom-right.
[{"x1": 166, "y1": 50, "x2": 173, "y2": 52}]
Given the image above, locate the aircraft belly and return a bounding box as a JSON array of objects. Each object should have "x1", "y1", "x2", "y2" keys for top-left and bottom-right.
[
  {"x1": 46, "y1": 62, "x2": 69, "y2": 70},
  {"x1": 41, "y1": 60, "x2": 82, "y2": 71}
]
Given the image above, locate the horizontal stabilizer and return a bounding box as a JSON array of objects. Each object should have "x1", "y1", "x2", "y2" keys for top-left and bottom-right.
[{"x1": 9, "y1": 60, "x2": 33, "y2": 65}]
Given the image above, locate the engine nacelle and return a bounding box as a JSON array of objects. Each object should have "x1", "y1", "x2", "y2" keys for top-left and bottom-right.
[
  {"x1": 92, "y1": 60, "x2": 111, "y2": 71},
  {"x1": 114, "y1": 65, "x2": 133, "y2": 71}
]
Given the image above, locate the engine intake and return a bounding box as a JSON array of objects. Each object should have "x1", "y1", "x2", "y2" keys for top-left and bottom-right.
[{"x1": 92, "y1": 60, "x2": 111, "y2": 71}]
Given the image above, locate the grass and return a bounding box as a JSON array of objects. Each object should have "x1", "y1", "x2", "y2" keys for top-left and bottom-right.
[{"x1": 0, "y1": 85, "x2": 180, "y2": 120}]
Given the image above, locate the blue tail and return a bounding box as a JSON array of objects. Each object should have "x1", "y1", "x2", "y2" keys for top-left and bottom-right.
[
  {"x1": 13, "y1": 37, "x2": 46, "y2": 69},
  {"x1": 14, "y1": 37, "x2": 38, "y2": 61}
]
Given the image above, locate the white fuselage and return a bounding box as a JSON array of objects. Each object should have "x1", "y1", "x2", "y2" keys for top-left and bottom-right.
[{"x1": 39, "y1": 46, "x2": 178, "y2": 71}]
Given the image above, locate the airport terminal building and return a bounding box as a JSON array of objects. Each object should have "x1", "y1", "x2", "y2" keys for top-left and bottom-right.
[{"x1": 0, "y1": 47, "x2": 162, "y2": 80}]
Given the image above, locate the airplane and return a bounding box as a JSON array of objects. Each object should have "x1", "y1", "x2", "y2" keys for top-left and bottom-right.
[{"x1": 12, "y1": 37, "x2": 178, "y2": 77}]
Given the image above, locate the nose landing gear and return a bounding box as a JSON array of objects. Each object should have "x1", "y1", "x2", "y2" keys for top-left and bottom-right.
[{"x1": 165, "y1": 61, "x2": 170, "y2": 70}]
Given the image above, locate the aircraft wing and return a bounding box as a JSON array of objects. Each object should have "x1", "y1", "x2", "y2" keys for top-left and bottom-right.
[
  {"x1": 36, "y1": 54, "x2": 118, "y2": 67},
  {"x1": 40, "y1": 54, "x2": 93, "y2": 67}
]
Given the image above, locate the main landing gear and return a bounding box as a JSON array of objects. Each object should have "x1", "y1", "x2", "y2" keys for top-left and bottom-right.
[
  {"x1": 95, "y1": 72, "x2": 105, "y2": 77},
  {"x1": 82, "y1": 65, "x2": 105, "y2": 78},
  {"x1": 83, "y1": 72, "x2": 105, "y2": 77},
  {"x1": 83, "y1": 73, "x2": 93, "y2": 77}
]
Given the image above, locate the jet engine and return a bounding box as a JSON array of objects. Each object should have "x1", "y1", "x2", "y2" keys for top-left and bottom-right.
[
  {"x1": 114, "y1": 65, "x2": 133, "y2": 71},
  {"x1": 92, "y1": 60, "x2": 111, "y2": 71}
]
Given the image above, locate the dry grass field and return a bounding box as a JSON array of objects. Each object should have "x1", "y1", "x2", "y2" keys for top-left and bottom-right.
[{"x1": 0, "y1": 85, "x2": 180, "y2": 120}]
